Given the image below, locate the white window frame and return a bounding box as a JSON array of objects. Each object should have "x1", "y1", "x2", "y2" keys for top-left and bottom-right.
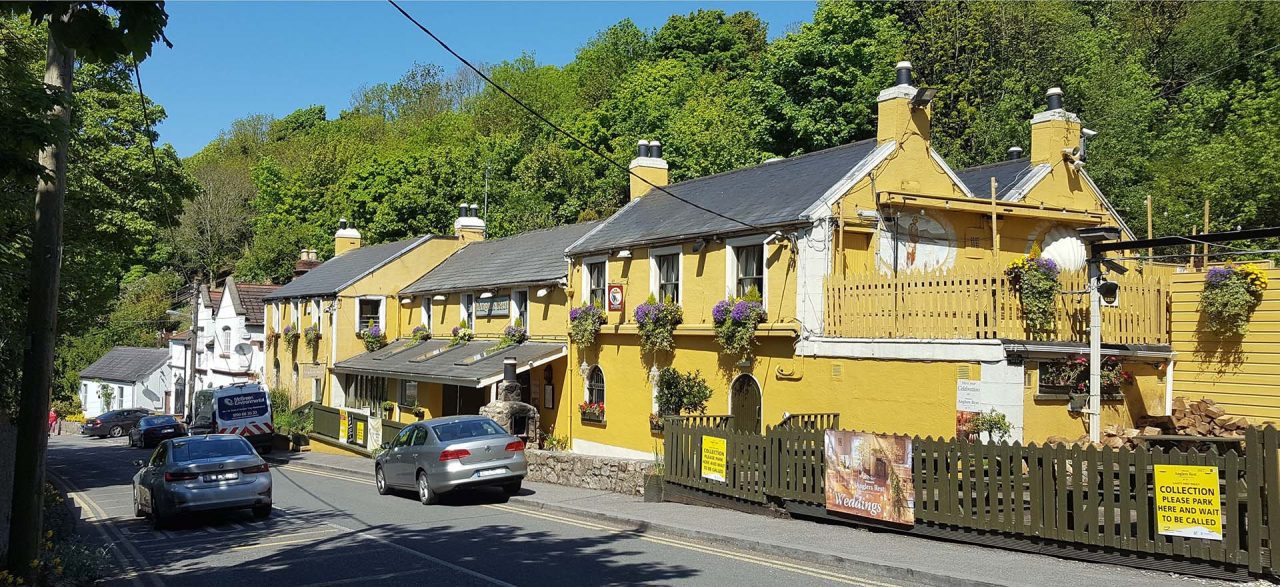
[
  {"x1": 291, "y1": 301, "x2": 301, "y2": 329},
  {"x1": 649, "y1": 245, "x2": 683, "y2": 304},
  {"x1": 220, "y1": 326, "x2": 231, "y2": 353},
  {"x1": 311, "y1": 300, "x2": 322, "y2": 327},
  {"x1": 420, "y1": 297, "x2": 433, "y2": 332},
  {"x1": 354, "y1": 296, "x2": 385, "y2": 333},
  {"x1": 400, "y1": 379, "x2": 418, "y2": 407},
  {"x1": 511, "y1": 288, "x2": 529, "y2": 333},
  {"x1": 725, "y1": 235, "x2": 769, "y2": 305},
  {"x1": 581, "y1": 256, "x2": 608, "y2": 307},
  {"x1": 461, "y1": 293, "x2": 475, "y2": 330},
  {"x1": 272, "y1": 303, "x2": 281, "y2": 332}
]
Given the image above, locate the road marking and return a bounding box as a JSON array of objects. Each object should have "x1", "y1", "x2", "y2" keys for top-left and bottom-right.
[
  {"x1": 321, "y1": 521, "x2": 515, "y2": 587},
  {"x1": 297, "y1": 566, "x2": 436, "y2": 586},
  {"x1": 221, "y1": 528, "x2": 344, "y2": 551},
  {"x1": 276, "y1": 464, "x2": 373, "y2": 485},
  {"x1": 47, "y1": 472, "x2": 162, "y2": 587}
]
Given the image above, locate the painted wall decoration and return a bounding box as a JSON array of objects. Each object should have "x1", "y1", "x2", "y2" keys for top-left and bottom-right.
[
  {"x1": 877, "y1": 211, "x2": 956, "y2": 274},
  {"x1": 824, "y1": 430, "x2": 915, "y2": 525},
  {"x1": 1028, "y1": 224, "x2": 1087, "y2": 273}
]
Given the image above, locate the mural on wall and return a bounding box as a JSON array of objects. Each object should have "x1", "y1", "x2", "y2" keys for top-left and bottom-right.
[
  {"x1": 1027, "y1": 224, "x2": 1087, "y2": 273},
  {"x1": 876, "y1": 211, "x2": 957, "y2": 275}
]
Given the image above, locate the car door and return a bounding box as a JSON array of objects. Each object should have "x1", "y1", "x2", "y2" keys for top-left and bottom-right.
[
  {"x1": 405, "y1": 426, "x2": 430, "y2": 478},
  {"x1": 384, "y1": 426, "x2": 415, "y2": 487},
  {"x1": 138, "y1": 443, "x2": 168, "y2": 512}
]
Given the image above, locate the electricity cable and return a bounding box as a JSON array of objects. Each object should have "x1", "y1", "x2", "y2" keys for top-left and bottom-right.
[{"x1": 387, "y1": 0, "x2": 765, "y2": 233}]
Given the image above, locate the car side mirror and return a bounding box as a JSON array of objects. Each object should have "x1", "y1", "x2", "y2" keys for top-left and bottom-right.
[
  {"x1": 380, "y1": 442, "x2": 390, "y2": 451},
  {"x1": 132, "y1": 460, "x2": 145, "y2": 468}
]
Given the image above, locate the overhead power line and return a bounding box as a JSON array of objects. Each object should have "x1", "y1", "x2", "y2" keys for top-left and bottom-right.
[{"x1": 386, "y1": 0, "x2": 765, "y2": 233}]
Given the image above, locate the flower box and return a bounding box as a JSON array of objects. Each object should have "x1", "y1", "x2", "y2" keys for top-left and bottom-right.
[{"x1": 581, "y1": 412, "x2": 605, "y2": 424}]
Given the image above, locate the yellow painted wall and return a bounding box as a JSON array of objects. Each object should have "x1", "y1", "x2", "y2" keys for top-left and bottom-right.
[
  {"x1": 1020, "y1": 360, "x2": 1165, "y2": 443},
  {"x1": 410, "y1": 287, "x2": 571, "y2": 341},
  {"x1": 1172, "y1": 266, "x2": 1280, "y2": 422}
]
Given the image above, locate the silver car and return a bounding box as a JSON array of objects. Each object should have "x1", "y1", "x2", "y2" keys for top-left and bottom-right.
[
  {"x1": 374, "y1": 415, "x2": 526, "y2": 505},
  {"x1": 132, "y1": 434, "x2": 272, "y2": 529}
]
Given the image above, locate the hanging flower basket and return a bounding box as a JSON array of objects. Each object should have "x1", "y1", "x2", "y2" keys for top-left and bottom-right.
[
  {"x1": 579, "y1": 401, "x2": 605, "y2": 423},
  {"x1": 635, "y1": 295, "x2": 683, "y2": 355},
  {"x1": 282, "y1": 325, "x2": 300, "y2": 352},
  {"x1": 712, "y1": 289, "x2": 766, "y2": 362},
  {"x1": 1201, "y1": 263, "x2": 1268, "y2": 336},
  {"x1": 266, "y1": 330, "x2": 280, "y2": 349},
  {"x1": 450, "y1": 322, "x2": 475, "y2": 347},
  {"x1": 493, "y1": 319, "x2": 528, "y2": 351},
  {"x1": 303, "y1": 325, "x2": 321, "y2": 354},
  {"x1": 1005, "y1": 255, "x2": 1061, "y2": 333},
  {"x1": 569, "y1": 303, "x2": 607, "y2": 348},
  {"x1": 410, "y1": 325, "x2": 431, "y2": 342},
  {"x1": 358, "y1": 325, "x2": 387, "y2": 352},
  {"x1": 1040, "y1": 354, "x2": 1133, "y2": 395}
]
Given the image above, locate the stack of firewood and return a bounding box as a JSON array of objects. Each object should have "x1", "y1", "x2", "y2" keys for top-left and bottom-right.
[{"x1": 1169, "y1": 397, "x2": 1250, "y2": 438}]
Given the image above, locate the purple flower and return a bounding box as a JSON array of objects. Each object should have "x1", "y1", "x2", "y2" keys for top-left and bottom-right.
[
  {"x1": 451, "y1": 326, "x2": 461, "y2": 337},
  {"x1": 1206, "y1": 266, "x2": 1233, "y2": 285},
  {"x1": 569, "y1": 307, "x2": 582, "y2": 321},
  {"x1": 367, "y1": 326, "x2": 382, "y2": 338},
  {"x1": 1033, "y1": 257, "x2": 1059, "y2": 277},
  {"x1": 634, "y1": 301, "x2": 661, "y2": 325},
  {"x1": 730, "y1": 300, "x2": 761, "y2": 322},
  {"x1": 712, "y1": 300, "x2": 732, "y2": 323}
]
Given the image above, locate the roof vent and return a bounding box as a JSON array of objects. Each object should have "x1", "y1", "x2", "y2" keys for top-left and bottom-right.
[
  {"x1": 895, "y1": 61, "x2": 913, "y2": 86},
  {"x1": 1007, "y1": 146, "x2": 1024, "y2": 160},
  {"x1": 1046, "y1": 87, "x2": 1064, "y2": 111}
]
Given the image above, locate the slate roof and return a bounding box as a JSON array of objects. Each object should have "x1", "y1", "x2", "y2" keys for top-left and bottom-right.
[
  {"x1": 566, "y1": 140, "x2": 880, "y2": 255},
  {"x1": 333, "y1": 339, "x2": 566, "y2": 388},
  {"x1": 402, "y1": 222, "x2": 601, "y2": 295},
  {"x1": 228, "y1": 281, "x2": 281, "y2": 325},
  {"x1": 264, "y1": 236, "x2": 431, "y2": 301},
  {"x1": 79, "y1": 347, "x2": 169, "y2": 384},
  {"x1": 955, "y1": 159, "x2": 1037, "y2": 201}
]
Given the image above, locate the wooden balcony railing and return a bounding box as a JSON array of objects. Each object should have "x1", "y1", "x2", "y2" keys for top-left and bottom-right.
[{"x1": 824, "y1": 267, "x2": 1170, "y2": 344}]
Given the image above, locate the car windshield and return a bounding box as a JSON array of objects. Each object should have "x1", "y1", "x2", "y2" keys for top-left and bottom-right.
[
  {"x1": 432, "y1": 419, "x2": 506, "y2": 442},
  {"x1": 171, "y1": 438, "x2": 254, "y2": 462},
  {"x1": 141, "y1": 416, "x2": 177, "y2": 427}
]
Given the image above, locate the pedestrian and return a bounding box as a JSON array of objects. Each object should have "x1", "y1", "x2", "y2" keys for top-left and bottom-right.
[{"x1": 48, "y1": 408, "x2": 58, "y2": 436}]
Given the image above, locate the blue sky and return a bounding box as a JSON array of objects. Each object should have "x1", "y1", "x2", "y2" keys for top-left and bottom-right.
[{"x1": 143, "y1": 1, "x2": 818, "y2": 157}]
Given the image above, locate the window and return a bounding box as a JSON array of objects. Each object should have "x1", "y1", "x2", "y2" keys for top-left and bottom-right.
[
  {"x1": 348, "y1": 374, "x2": 388, "y2": 408},
  {"x1": 410, "y1": 427, "x2": 429, "y2": 446},
  {"x1": 587, "y1": 261, "x2": 606, "y2": 306},
  {"x1": 220, "y1": 326, "x2": 231, "y2": 352},
  {"x1": 512, "y1": 290, "x2": 528, "y2": 330},
  {"x1": 421, "y1": 299, "x2": 432, "y2": 332},
  {"x1": 461, "y1": 294, "x2": 475, "y2": 329},
  {"x1": 734, "y1": 244, "x2": 764, "y2": 297},
  {"x1": 311, "y1": 378, "x2": 322, "y2": 403},
  {"x1": 357, "y1": 298, "x2": 383, "y2": 332},
  {"x1": 291, "y1": 301, "x2": 301, "y2": 328},
  {"x1": 655, "y1": 253, "x2": 680, "y2": 303},
  {"x1": 432, "y1": 418, "x2": 505, "y2": 442},
  {"x1": 149, "y1": 443, "x2": 168, "y2": 467},
  {"x1": 392, "y1": 426, "x2": 413, "y2": 447},
  {"x1": 587, "y1": 366, "x2": 605, "y2": 405},
  {"x1": 400, "y1": 380, "x2": 418, "y2": 407}
]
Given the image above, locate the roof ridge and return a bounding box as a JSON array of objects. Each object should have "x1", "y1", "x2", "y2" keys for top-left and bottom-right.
[
  {"x1": 959, "y1": 158, "x2": 1030, "y2": 173},
  {"x1": 658, "y1": 139, "x2": 878, "y2": 192}
]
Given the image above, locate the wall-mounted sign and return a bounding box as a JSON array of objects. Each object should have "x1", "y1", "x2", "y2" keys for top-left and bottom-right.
[
  {"x1": 301, "y1": 363, "x2": 324, "y2": 378},
  {"x1": 956, "y1": 379, "x2": 983, "y2": 412},
  {"x1": 475, "y1": 294, "x2": 510, "y2": 318},
  {"x1": 1155, "y1": 465, "x2": 1222, "y2": 540},
  {"x1": 825, "y1": 430, "x2": 915, "y2": 525},
  {"x1": 700, "y1": 435, "x2": 726, "y2": 482},
  {"x1": 607, "y1": 284, "x2": 625, "y2": 311}
]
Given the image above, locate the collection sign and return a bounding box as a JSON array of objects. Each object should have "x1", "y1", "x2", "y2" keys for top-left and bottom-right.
[
  {"x1": 607, "y1": 284, "x2": 625, "y2": 311},
  {"x1": 700, "y1": 435, "x2": 727, "y2": 482},
  {"x1": 1154, "y1": 464, "x2": 1223, "y2": 540},
  {"x1": 824, "y1": 430, "x2": 916, "y2": 525}
]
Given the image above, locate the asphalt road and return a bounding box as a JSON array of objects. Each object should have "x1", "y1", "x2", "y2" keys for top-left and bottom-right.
[{"x1": 46, "y1": 434, "x2": 912, "y2": 587}]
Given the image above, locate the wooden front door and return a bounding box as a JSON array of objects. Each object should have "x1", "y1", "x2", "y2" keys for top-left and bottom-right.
[{"x1": 730, "y1": 375, "x2": 761, "y2": 434}]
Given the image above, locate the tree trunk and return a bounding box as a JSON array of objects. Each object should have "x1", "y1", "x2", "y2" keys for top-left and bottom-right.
[{"x1": 7, "y1": 21, "x2": 74, "y2": 579}]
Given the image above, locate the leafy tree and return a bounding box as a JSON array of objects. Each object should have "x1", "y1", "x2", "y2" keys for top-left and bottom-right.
[
  {"x1": 566, "y1": 19, "x2": 652, "y2": 106},
  {"x1": 235, "y1": 221, "x2": 324, "y2": 284},
  {"x1": 653, "y1": 9, "x2": 768, "y2": 75},
  {"x1": 268, "y1": 105, "x2": 326, "y2": 142}
]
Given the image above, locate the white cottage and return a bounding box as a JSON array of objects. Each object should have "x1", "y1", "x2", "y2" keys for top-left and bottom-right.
[
  {"x1": 169, "y1": 278, "x2": 280, "y2": 414},
  {"x1": 79, "y1": 346, "x2": 171, "y2": 417}
]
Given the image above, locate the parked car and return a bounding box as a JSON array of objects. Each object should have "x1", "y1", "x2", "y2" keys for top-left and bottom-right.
[
  {"x1": 131, "y1": 434, "x2": 272, "y2": 529},
  {"x1": 129, "y1": 415, "x2": 188, "y2": 449},
  {"x1": 374, "y1": 415, "x2": 526, "y2": 505},
  {"x1": 82, "y1": 408, "x2": 152, "y2": 439},
  {"x1": 187, "y1": 383, "x2": 274, "y2": 453}
]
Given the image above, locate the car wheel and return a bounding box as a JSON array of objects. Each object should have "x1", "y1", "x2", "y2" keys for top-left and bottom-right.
[
  {"x1": 375, "y1": 466, "x2": 389, "y2": 496},
  {"x1": 252, "y1": 505, "x2": 272, "y2": 519},
  {"x1": 502, "y1": 481, "x2": 522, "y2": 496},
  {"x1": 133, "y1": 491, "x2": 145, "y2": 518},
  {"x1": 109, "y1": 425, "x2": 124, "y2": 438},
  {"x1": 417, "y1": 471, "x2": 437, "y2": 505}
]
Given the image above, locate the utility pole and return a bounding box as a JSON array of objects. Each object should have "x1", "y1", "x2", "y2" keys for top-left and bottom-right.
[
  {"x1": 185, "y1": 275, "x2": 201, "y2": 417},
  {"x1": 9, "y1": 14, "x2": 74, "y2": 578},
  {"x1": 1146, "y1": 194, "x2": 1153, "y2": 259},
  {"x1": 1203, "y1": 198, "x2": 1211, "y2": 268},
  {"x1": 1086, "y1": 258, "x2": 1103, "y2": 442}
]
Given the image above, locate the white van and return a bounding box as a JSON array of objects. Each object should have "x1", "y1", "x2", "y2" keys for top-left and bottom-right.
[{"x1": 191, "y1": 383, "x2": 274, "y2": 452}]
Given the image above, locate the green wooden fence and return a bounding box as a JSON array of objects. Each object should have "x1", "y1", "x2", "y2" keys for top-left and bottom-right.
[
  {"x1": 313, "y1": 404, "x2": 340, "y2": 440},
  {"x1": 382, "y1": 419, "x2": 406, "y2": 445}
]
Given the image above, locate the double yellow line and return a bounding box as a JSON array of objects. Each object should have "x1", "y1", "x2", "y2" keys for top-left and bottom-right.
[{"x1": 281, "y1": 463, "x2": 898, "y2": 587}]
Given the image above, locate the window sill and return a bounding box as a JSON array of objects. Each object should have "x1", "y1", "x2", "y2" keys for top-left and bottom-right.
[
  {"x1": 599, "y1": 323, "x2": 798, "y2": 337},
  {"x1": 580, "y1": 414, "x2": 606, "y2": 425},
  {"x1": 1034, "y1": 393, "x2": 1125, "y2": 403}
]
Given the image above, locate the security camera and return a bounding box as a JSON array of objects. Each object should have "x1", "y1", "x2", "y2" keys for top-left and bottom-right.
[
  {"x1": 1081, "y1": 128, "x2": 1098, "y2": 139},
  {"x1": 1098, "y1": 279, "x2": 1120, "y2": 307},
  {"x1": 1102, "y1": 259, "x2": 1129, "y2": 275}
]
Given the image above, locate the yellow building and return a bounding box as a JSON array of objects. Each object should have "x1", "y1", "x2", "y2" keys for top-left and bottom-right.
[
  {"x1": 557, "y1": 63, "x2": 1171, "y2": 458},
  {"x1": 262, "y1": 216, "x2": 473, "y2": 408},
  {"x1": 328, "y1": 221, "x2": 600, "y2": 433}
]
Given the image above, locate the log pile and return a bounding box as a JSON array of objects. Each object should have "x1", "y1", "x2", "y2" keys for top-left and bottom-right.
[{"x1": 1168, "y1": 397, "x2": 1250, "y2": 438}]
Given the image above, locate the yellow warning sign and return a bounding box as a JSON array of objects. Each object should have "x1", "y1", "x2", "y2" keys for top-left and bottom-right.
[
  {"x1": 1154, "y1": 464, "x2": 1222, "y2": 540},
  {"x1": 355, "y1": 420, "x2": 366, "y2": 445},
  {"x1": 700, "y1": 435, "x2": 726, "y2": 482}
]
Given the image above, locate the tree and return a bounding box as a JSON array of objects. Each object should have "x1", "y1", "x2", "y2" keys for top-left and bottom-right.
[
  {"x1": 653, "y1": 9, "x2": 768, "y2": 75},
  {"x1": 267, "y1": 105, "x2": 326, "y2": 142},
  {"x1": 170, "y1": 161, "x2": 255, "y2": 277}
]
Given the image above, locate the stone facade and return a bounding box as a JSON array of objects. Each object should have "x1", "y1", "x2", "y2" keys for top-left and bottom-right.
[
  {"x1": 524, "y1": 448, "x2": 654, "y2": 496},
  {"x1": 480, "y1": 379, "x2": 541, "y2": 445}
]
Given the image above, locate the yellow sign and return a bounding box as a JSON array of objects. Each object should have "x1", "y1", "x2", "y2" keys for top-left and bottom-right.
[
  {"x1": 700, "y1": 435, "x2": 727, "y2": 482},
  {"x1": 355, "y1": 420, "x2": 366, "y2": 445},
  {"x1": 1155, "y1": 464, "x2": 1222, "y2": 540},
  {"x1": 339, "y1": 410, "x2": 348, "y2": 436}
]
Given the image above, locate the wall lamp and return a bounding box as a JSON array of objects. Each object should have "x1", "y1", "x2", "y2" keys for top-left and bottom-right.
[
  {"x1": 615, "y1": 249, "x2": 632, "y2": 259},
  {"x1": 432, "y1": 294, "x2": 446, "y2": 302},
  {"x1": 479, "y1": 291, "x2": 494, "y2": 299},
  {"x1": 534, "y1": 287, "x2": 550, "y2": 298}
]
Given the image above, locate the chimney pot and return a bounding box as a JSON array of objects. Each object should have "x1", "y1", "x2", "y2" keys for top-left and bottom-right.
[
  {"x1": 469, "y1": 204, "x2": 480, "y2": 216},
  {"x1": 503, "y1": 357, "x2": 517, "y2": 383},
  {"x1": 637, "y1": 139, "x2": 650, "y2": 158},
  {"x1": 459, "y1": 204, "x2": 468, "y2": 218},
  {"x1": 649, "y1": 140, "x2": 662, "y2": 159},
  {"x1": 1007, "y1": 146, "x2": 1024, "y2": 160},
  {"x1": 895, "y1": 61, "x2": 913, "y2": 86},
  {"x1": 1046, "y1": 87, "x2": 1064, "y2": 111},
  {"x1": 338, "y1": 218, "x2": 348, "y2": 230}
]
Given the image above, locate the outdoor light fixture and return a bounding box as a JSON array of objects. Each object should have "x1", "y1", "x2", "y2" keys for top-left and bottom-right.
[
  {"x1": 479, "y1": 291, "x2": 494, "y2": 299},
  {"x1": 910, "y1": 87, "x2": 938, "y2": 108},
  {"x1": 432, "y1": 294, "x2": 446, "y2": 301},
  {"x1": 615, "y1": 249, "x2": 632, "y2": 258},
  {"x1": 692, "y1": 239, "x2": 708, "y2": 253},
  {"x1": 399, "y1": 297, "x2": 412, "y2": 305},
  {"x1": 1097, "y1": 278, "x2": 1120, "y2": 307},
  {"x1": 856, "y1": 209, "x2": 879, "y2": 220},
  {"x1": 534, "y1": 287, "x2": 550, "y2": 298}
]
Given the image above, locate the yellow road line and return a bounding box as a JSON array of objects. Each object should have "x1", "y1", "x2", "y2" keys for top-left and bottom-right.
[
  {"x1": 48, "y1": 472, "x2": 162, "y2": 587},
  {"x1": 275, "y1": 464, "x2": 373, "y2": 485}
]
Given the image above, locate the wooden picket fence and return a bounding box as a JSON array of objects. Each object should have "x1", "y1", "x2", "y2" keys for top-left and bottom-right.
[
  {"x1": 824, "y1": 267, "x2": 1170, "y2": 344},
  {"x1": 663, "y1": 415, "x2": 1280, "y2": 576}
]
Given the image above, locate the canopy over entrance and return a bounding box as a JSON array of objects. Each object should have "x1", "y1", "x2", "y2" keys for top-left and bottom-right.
[{"x1": 332, "y1": 339, "x2": 566, "y2": 388}]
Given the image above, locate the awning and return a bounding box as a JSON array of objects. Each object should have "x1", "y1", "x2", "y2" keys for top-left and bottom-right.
[{"x1": 332, "y1": 338, "x2": 567, "y2": 388}]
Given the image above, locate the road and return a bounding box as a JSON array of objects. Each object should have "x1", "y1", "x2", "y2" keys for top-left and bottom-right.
[{"x1": 46, "y1": 434, "x2": 910, "y2": 587}]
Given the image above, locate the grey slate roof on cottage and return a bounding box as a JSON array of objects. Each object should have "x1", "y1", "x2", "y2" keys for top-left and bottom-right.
[
  {"x1": 566, "y1": 139, "x2": 880, "y2": 256},
  {"x1": 333, "y1": 339, "x2": 566, "y2": 388},
  {"x1": 956, "y1": 159, "x2": 1037, "y2": 201},
  {"x1": 79, "y1": 347, "x2": 169, "y2": 383},
  {"x1": 401, "y1": 222, "x2": 601, "y2": 295},
  {"x1": 264, "y1": 236, "x2": 431, "y2": 301}
]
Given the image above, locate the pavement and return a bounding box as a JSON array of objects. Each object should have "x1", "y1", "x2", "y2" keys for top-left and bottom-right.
[
  {"x1": 45, "y1": 434, "x2": 920, "y2": 587},
  {"x1": 261, "y1": 448, "x2": 1251, "y2": 587}
]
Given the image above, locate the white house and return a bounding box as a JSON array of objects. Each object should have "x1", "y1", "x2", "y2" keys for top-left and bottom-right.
[
  {"x1": 79, "y1": 346, "x2": 171, "y2": 417},
  {"x1": 169, "y1": 278, "x2": 280, "y2": 414}
]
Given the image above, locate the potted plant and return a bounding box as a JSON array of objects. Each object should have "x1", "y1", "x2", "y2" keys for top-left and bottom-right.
[
  {"x1": 381, "y1": 400, "x2": 396, "y2": 418},
  {"x1": 358, "y1": 323, "x2": 387, "y2": 352},
  {"x1": 412, "y1": 406, "x2": 425, "y2": 420},
  {"x1": 649, "y1": 412, "x2": 664, "y2": 432},
  {"x1": 303, "y1": 325, "x2": 321, "y2": 354},
  {"x1": 494, "y1": 318, "x2": 528, "y2": 350},
  {"x1": 653, "y1": 367, "x2": 713, "y2": 432},
  {"x1": 1201, "y1": 263, "x2": 1268, "y2": 336},
  {"x1": 266, "y1": 329, "x2": 280, "y2": 349},
  {"x1": 283, "y1": 324, "x2": 300, "y2": 352},
  {"x1": 1004, "y1": 254, "x2": 1061, "y2": 334},
  {"x1": 578, "y1": 401, "x2": 605, "y2": 423},
  {"x1": 450, "y1": 321, "x2": 475, "y2": 346},
  {"x1": 568, "y1": 302, "x2": 607, "y2": 348},
  {"x1": 635, "y1": 295, "x2": 682, "y2": 355},
  {"x1": 410, "y1": 325, "x2": 431, "y2": 342},
  {"x1": 712, "y1": 288, "x2": 766, "y2": 362}
]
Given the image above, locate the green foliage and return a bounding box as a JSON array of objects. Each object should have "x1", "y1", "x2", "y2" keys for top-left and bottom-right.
[
  {"x1": 541, "y1": 432, "x2": 570, "y2": 451},
  {"x1": 568, "y1": 303, "x2": 606, "y2": 348},
  {"x1": 712, "y1": 288, "x2": 766, "y2": 362},
  {"x1": 968, "y1": 409, "x2": 1012, "y2": 443},
  {"x1": 1201, "y1": 264, "x2": 1269, "y2": 336},
  {"x1": 50, "y1": 397, "x2": 81, "y2": 418},
  {"x1": 303, "y1": 325, "x2": 321, "y2": 354},
  {"x1": 655, "y1": 367, "x2": 713, "y2": 416},
  {"x1": 635, "y1": 295, "x2": 683, "y2": 355},
  {"x1": 268, "y1": 105, "x2": 326, "y2": 142},
  {"x1": 1005, "y1": 256, "x2": 1061, "y2": 333}
]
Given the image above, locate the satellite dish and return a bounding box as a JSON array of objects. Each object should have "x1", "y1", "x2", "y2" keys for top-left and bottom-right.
[{"x1": 234, "y1": 343, "x2": 253, "y2": 356}]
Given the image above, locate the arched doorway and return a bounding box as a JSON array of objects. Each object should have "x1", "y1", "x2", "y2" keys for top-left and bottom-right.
[{"x1": 730, "y1": 375, "x2": 761, "y2": 434}]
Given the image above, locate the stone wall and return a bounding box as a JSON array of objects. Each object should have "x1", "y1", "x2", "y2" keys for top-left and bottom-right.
[{"x1": 524, "y1": 448, "x2": 653, "y2": 496}]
